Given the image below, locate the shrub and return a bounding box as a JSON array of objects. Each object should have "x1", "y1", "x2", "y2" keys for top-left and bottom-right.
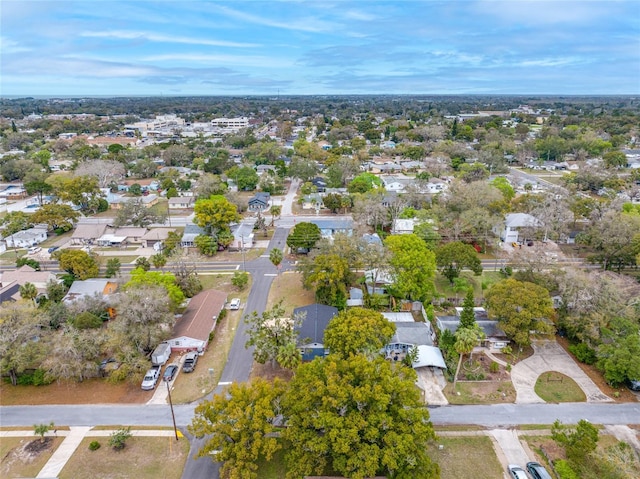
[
  {"x1": 554, "y1": 460, "x2": 579, "y2": 479},
  {"x1": 72, "y1": 311, "x2": 103, "y2": 329},
  {"x1": 231, "y1": 271, "x2": 249, "y2": 290},
  {"x1": 568, "y1": 343, "x2": 597, "y2": 365},
  {"x1": 17, "y1": 369, "x2": 52, "y2": 386},
  {"x1": 465, "y1": 372, "x2": 486, "y2": 380},
  {"x1": 33, "y1": 422, "x2": 55, "y2": 441},
  {"x1": 108, "y1": 427, "x2": 132, "y2": 451},
  {"x1": 490, "y1": 361, "x2": 500, "y2": 373},
  {"x1": 89, "y1": 440, "x2": 101, "y2": 451}
]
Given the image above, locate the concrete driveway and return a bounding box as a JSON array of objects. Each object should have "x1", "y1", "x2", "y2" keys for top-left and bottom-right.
[{"x1": 511, "y1": 341, "x2": 612, "y2": 404}]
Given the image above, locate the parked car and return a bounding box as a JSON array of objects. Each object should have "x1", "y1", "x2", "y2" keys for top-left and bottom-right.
[
  {"x1": 626, "y1": 379, "x2": 640, "y2": 391},
  {"x1": 508, "y1": 465, "x2": 530, "y2": 479},
  {"x1": 163, "y1": 364, "x2": 178, "y2": 382},
  {"x1": 28, "y1": 246, "x2": 41, "y2": 254},
  {"x1": 141, "y1": 367, "x2": 160, "y2": 390},
  {"x1": 182, "y1": 352, "x2": 198, "y2": 373},
  {"x1": 527, "y1": 462, "x2": 552, "y2": 479},
  {"x1": 47, "y1": 246, "x2": 59, "y2": 254},
  {"x1": 229, "y1": 298, "x2": 241, "y2": 310}
]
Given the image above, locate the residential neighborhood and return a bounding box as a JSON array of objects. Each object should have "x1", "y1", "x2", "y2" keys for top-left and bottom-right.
[{"x1": 1, "y1": 94, "x2": 639, "y2": 479}]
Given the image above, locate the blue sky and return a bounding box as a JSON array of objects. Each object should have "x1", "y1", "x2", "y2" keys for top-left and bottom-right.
[{"x1": 1, "y1": 0, "x2": 639, "y2": 96}]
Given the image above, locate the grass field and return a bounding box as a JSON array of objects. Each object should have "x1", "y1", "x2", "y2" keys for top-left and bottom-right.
[
  {"x1": 534, "y1": 371, "x2": 586, "y2": 403},
  {"x1": 266, "y1": 271, "x2": 315, "y2": 313},
  {"x1": 427, "y1": 436, "x2": 503, "y2": 479},
  {"x1": 59, "y1": 436, "x2": 189, "y2": 479}
]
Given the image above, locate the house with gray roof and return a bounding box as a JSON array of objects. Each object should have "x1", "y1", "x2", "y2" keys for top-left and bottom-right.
[
  {"x1": 72, "y1": 223, "x2": 108, "y2": 245},
  {"x1": 293, "y1": 303, "x2": 339, "y2": 361},
  {"x1": 494, "y1": 212, "x2": 541, "y2": 244},
  {"x1": 63, "y1": 278, "x2": 118, "y2": 303},
  {"x1": 436, "y1": 307, "x2": 510, "y2": 351},
  {"x1": 181, "y1": 223, "x2": 206, "y2": 247},
  {"x1": 4, "y1": 226, "x2": 48, "y2": 248}
]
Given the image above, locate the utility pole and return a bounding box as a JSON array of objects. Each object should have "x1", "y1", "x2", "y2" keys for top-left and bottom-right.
[
  {"x1": 241, "y1": 235, "x2": 246, "y2": 271},
  {"x1": 166, "y1": 379, "x2": 179, "y2": 441}
]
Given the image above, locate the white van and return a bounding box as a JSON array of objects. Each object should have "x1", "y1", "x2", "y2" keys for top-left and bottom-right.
[{"x1": 229, "y1": 298, "x2": 241, "y2": 310}]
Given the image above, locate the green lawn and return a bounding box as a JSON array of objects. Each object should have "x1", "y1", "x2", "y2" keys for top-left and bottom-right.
[
  {"x1": 427, "y1": 436, "x2": 503, "y2": 479},
  {"x1": 59, "y1": 436, "x2": 189, "y2": 479},
  {"x1": 534, "y1": 371, "x2": 586, "y2": 402}
]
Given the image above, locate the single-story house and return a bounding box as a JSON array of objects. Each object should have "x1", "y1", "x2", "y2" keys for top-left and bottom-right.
[
  {"x1": 167, "y1": 289, "x2": 227, "y2": 353},
  {"x1": 0, "y1": 185, "x2": 27, "y2": 200},
  {"x1": 248, "y1": 192, "x2": 270, "y2": 212},
  {"x1": 181, "y1": 223, "x2": 206, "y2": 247},
  {"x1": 301, "y1": 193, "x2": 324, "y2": 210},
  {"x1": 109, "y1": 194, "x2": 159, "y2": 210},
  {"x1": 392, "y1": 218, "x2": 415, "y2": 235},
  {"x1": 310, "y1": 218, "x2": 353, "y2": 239},
  {"x1": 230, "y1": 222, "x2": 254, "y2": 250},
  {"x1": 380, "y1": 174, "x2": 413, "y2": 193},
  {"x1": 71, "y1": 223, "x2": 108, "y2": 245},
  {"x1": 256, "y1": 164, "x2": 277, "y2": 176},
  {"x1": 294, "y1": 303, "x2": 339, "y2": 361},
  {"x1": 4, "y1": 226, "x2": 48, "y2": 248},
  {"x1": 310, "y1": 177, "x2": 327, "y2": 192},
  {"x1": 141, "y1": 228, "x2": 175, "y2": 249},
  {"x1": 0, "y1": 265, "x2": 59, "y2": 293},
  {"x1": 63, "y1": 279, "x2": 118, "y2": 303},
  {"x1": 436, "y1": 307, "x2": 510, "y2": 351},
  {"x1": 383, "y1": 321, "x2": 445, "y2": 369},
  {"x1": 168, "y1": 196, "x2": 195, "y2": 209},
  {"x1": 494, "y1": 212, "x2": 542, "y2": 244}
]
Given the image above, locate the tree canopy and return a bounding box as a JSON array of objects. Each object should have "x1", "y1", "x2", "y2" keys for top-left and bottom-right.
[
  {"x1": 194, "y1": 194, "x2": 240, "y2": 236},
  {"x1": 245, "y1": 301, "x2": 300, "y2": 369},
  {"x1": 384, "y1": 234, "x2": 436, "y2": 302},
  {"x1": 485, "y1": 278, "x2": 555, "y2": 347},
  {"x1": 323, "y1": 307, "x2": 396, "y2": 359},
  {"x1": 286, "y1": 222, "x2": 322, "y2": 251},
  {"x1": 283, "y1": 354, "x2": 440, "y2": 479},
  {"x1": 57, "y1": 249, "x2": 99, "y2": 280},
  {"x1": 190, "y1": 378, "x2": 287, "y2": 479},
  {"x1": 435, "y1": 241, "x2": 483, "y2": 284}
]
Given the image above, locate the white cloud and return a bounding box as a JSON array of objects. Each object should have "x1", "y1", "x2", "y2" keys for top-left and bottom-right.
[
  {"x1": 141, "y1": 53, "x2": 293, "y2": 68},
  {"x1": 80, "y1": 30, "x2": 260, "y2": 48},
  {"x1": 0, "y1": 36, "x2": 31, "y2": 53},
  {"x1": 215, "y1": 5, "x2": 334, "y2": 33}
]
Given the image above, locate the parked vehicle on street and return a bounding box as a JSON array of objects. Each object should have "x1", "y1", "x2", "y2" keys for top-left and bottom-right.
[
  {"x1": 626, "y1": 379, "x2": 640, "y2": 391},
  {"x1": 47, "y1": 246, "x2": 59, "y2": 254},
  {"x1": 163, "y1": 364, "x2": 178, "y2": 382},
  {"x1": 28, "y1": 246, "x2": 41, "y2": 254},
  {"x1": 527, "y1": 462, "x2": 552, "y2": 479},
  {"x1": 141, "y1": 367, "x2": 160, "y2": 390},
  {"x1": 508, "y1": 465, "x2": 530, "y2": 479},
  {"x1": 229, "y1": 298, "x2": 241, "y2": 310},
  {"x1": 182, "y1": 352, "x2": 198, "y2": 373}
]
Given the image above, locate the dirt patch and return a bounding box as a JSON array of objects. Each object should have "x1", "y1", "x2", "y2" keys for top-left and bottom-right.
[
  {"x1": 457, "y1": 354, "x2": 511, "y2": 381},
  {"x1": 445, "y1": 380, "x2": 516, "y2": 404},
  {"x1": 24, "y1": 437, "x2": 53, "y2": 455},
  {"x1": 266, "y1": 271, "x2": 315, "y2": 312},
  {"x1": 249, "y1": 361, "x2": 294, "y2": 382},
  {"x1": 0, "y1": 378, "x2": 152, "y2": 406},
  {"x1": 1, "y1": 436, "x2": 64, "y2": 479},
  {"x1": 557, "y1": 336, "x2": 638, "y2": 403}
]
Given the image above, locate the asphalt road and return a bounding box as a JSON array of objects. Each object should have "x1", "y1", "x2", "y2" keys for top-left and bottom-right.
[
  {"x1": 179, "y1": 226, "x2": 290, "y2": 479},
  {"x1": 2, "y1": 402, "x2": 638, "y2": 429}
]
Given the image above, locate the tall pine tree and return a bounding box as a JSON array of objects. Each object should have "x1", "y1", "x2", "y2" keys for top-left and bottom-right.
[{"x1": 459, "y1": 288, "x2": 476, "y2": 329}]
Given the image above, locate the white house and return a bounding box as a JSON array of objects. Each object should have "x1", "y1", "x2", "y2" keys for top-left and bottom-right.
[
  {"x1": 495, "y1": 213, "x2": 541, "y2": 244},
  {"x1": 4, "y1": 226, "x2": 48, "y2": 248}
]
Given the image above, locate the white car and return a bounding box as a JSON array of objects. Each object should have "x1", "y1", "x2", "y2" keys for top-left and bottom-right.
[
  {"x1": 229, "y1": 298, "x2": 241, "y2": 310},
  {"x1": 28, "y1": 246, "x2": 41, "y2": 254},
  {"x1": 141, "y1": 367, "x2": 160, "y2": 390}
]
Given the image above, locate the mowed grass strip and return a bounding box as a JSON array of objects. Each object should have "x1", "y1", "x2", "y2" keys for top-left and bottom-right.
[
  {"x1": 59, "y1": 436, "x2": 189, "y2": 479},
  {"x1": 427, "y1": 436, "x2": 503, "y2": 479},
  {"x1": 534, "y1": 371, "x2": 586, "y2": 403}
]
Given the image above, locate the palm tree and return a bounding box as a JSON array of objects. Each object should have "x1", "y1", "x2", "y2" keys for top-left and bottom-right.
[
  {"x1": 453, "y1": 327, "x2": 480, "y2": 386},
  {"x1": 270, "y1": 205, "x2": 281, "y2": 226},
  {"x1": 19, "y1": 282, "x2": 38, "y2": 303},
  {"x1": 269, "y1": 248, "x2": 283, "y2": 271},
  {"x1": 276, "y1": 342, "x2": 301, "y2": 370},
  {"x1": 151, "y1": 253, "x2": 167, "y2": 270}
]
